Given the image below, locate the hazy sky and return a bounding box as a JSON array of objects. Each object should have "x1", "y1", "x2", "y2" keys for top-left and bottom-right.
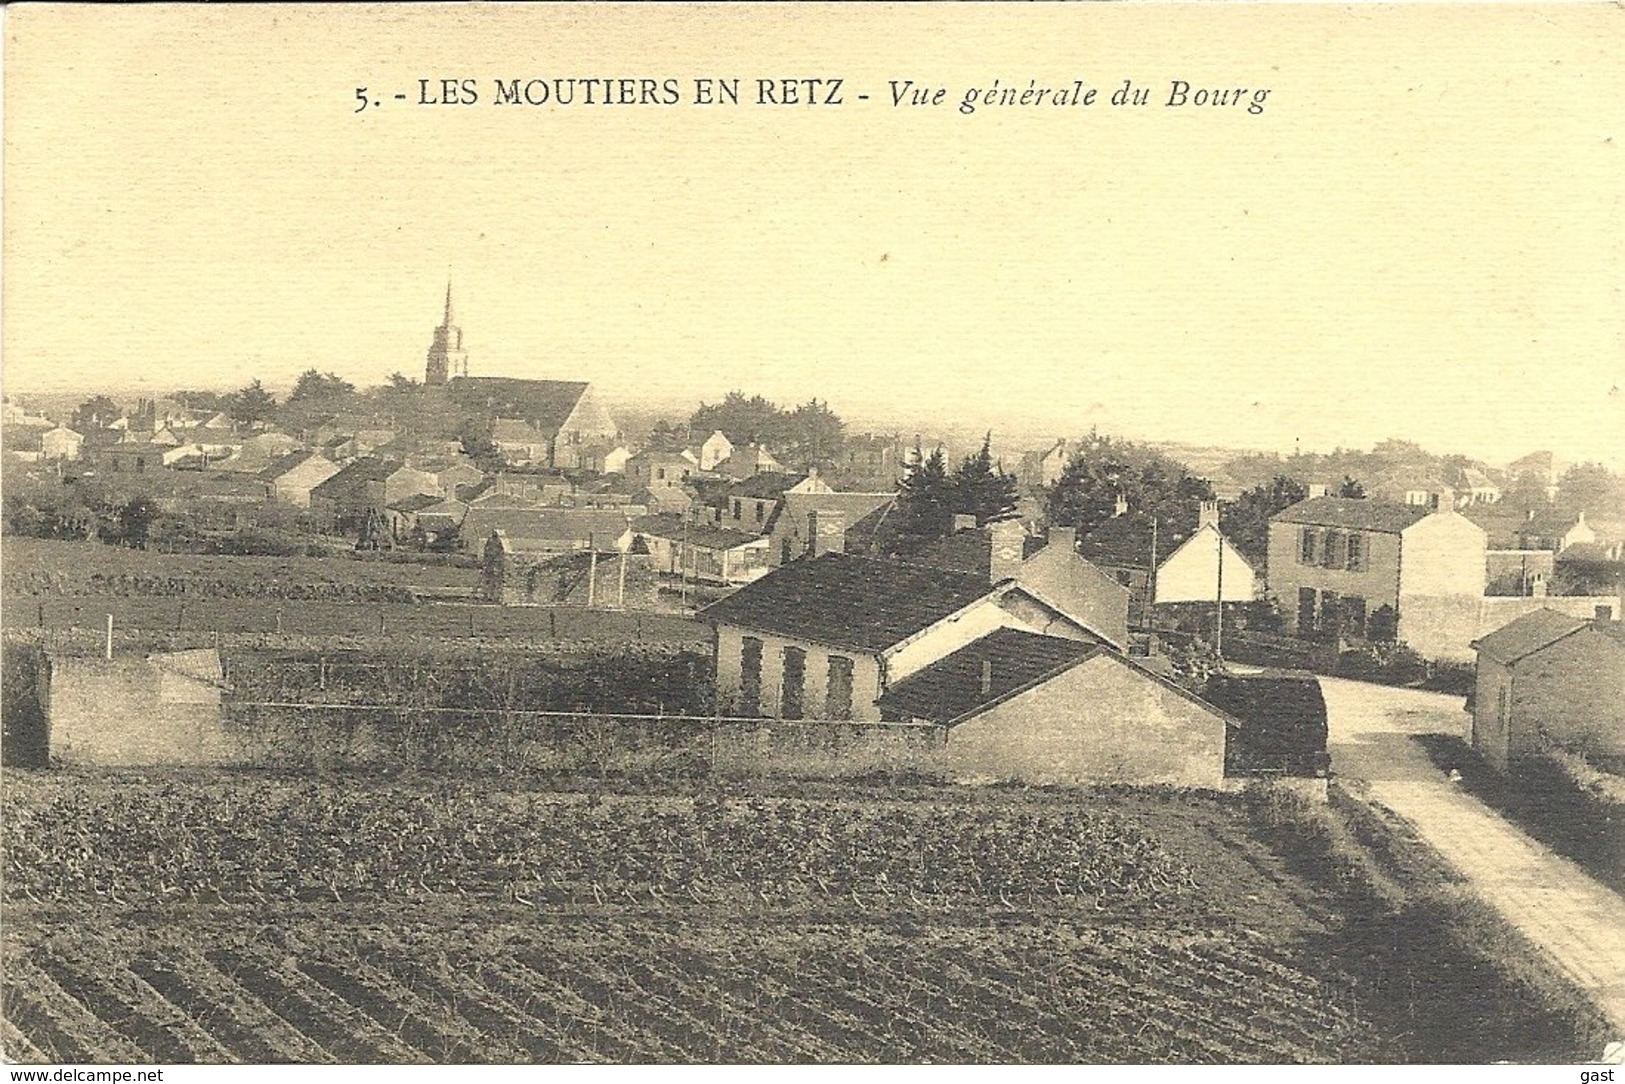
[{"x1": 5, "y1": 4, "x2": 1622, "y2": 467}]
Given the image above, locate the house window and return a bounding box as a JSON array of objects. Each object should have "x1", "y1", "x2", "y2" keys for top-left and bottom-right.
[
  {"x1": 826, "y1": 656, "x2": 854, "y2": 721},
  {"x1": 781, "y1": 646, "x2": 806, "y2": 720},
  {"x1": 755, "y1": 501, "x2": 766, "y2": 524},
  {"x1": 740, "y1": 637, "x2": 762, "y2": 716},
  {"x1": 732, "y1": 499, "x2": 742, "y2": 521},
  {"x1": 657, "y1": 467, "x2": 667, "y2": 481},
  {"x1": 1345, "y1": 533, "x2": 1365, "y2": 572},
  {"x1": 1297, "y1": 587, "x2": 1317, "y2": 633},
  {"x1": 781, "y1": 538, "x2": 792, "y2": 565},
  {"x1": 1300, "y1": 528, "x2": 1317, "y2": 565},
  {"x1": 1321, "y1": 530, "x2": 1344, "y2": 569}
]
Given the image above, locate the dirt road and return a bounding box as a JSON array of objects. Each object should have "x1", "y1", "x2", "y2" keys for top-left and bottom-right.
[{"x1": 1320, "y1": 676, "x2": 1625, "y2": 1037}]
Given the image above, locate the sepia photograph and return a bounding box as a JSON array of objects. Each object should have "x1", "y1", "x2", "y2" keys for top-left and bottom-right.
[{"x1": 2, "y1": 2, "x2": 1622, "y2": 1070}]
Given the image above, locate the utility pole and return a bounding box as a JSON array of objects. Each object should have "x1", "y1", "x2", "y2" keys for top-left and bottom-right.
[
  {"x1": 1147, "y1": 517, "x2": 1159, "y2": 628},
  {"x1": 586, "y1": 543, "x2": 598, "y2": 609},
  {"x1": 1215, "y1": 518, "x2": 1225, "y2": 662},
  {"x1": 617, "y1": 544, "x2": 627, "y2": 609}
]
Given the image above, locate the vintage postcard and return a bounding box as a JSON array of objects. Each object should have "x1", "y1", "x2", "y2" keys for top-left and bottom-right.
[{"x1": 2, "y1": 2, "x2": 1622, "y2": 1071}]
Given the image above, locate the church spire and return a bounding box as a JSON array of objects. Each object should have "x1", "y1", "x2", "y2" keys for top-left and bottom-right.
[{"x1": 425, "y1": 277, "x2": 468, "y2": 386}]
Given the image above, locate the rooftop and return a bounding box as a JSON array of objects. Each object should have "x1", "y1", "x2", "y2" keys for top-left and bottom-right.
[
  {"x1": 1272, "y1": 497, "x2": 1434, "y2": 534},
  {"x1": 698, "y1": 552, "x2": 995, "y2": 651},
  {"x1": 1471, "y1": 608, "x2": 1590, "y2": 665},
  {"x1": 875, "y1": 628, "x2": 1097, "y2": 724}
]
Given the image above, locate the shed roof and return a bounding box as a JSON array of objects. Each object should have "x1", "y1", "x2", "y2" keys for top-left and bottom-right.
[
  {"x1": 698, "y1": 552, "x2": 994, "y2": 651},
  {"x1": 1471, "y1": 608, "x2": 1590, "y2": 665},
  {"x1": 1272, "y1": 497, "x2": 1433, "y2": 534},
  {"x1": 875, "y1": 628, "x2": 1097, "y2": 723}
]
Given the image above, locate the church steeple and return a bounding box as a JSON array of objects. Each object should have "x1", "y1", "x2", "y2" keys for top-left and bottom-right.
[{"x1": 425, "y1": 278, "x2": 468, "y2": 386}]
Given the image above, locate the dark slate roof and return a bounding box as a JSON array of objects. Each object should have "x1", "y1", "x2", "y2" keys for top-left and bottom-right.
[
  {"x1": 470, "y1": 508, "x2": 629, "y2": 544},
  {"x1": 388, "y1": 493, "x2": 444, "y2": 513},
  {"x1": 731, "y1": 472, "x2": 806, "y2": 499},
  {"x1": 698, "y1": 552, "x2": 994, "y2": 651},
  {"x1": 1555, "y1": 542, "x2": 1619, "y2": 565},
  {"x1": 1272, "y1": 497, "x2": 1433, "y2": 534},
  {"x1": 913, "y1": 525, "x2": 1044, "y2": 578},
  {"x1": 1471, "y1": 608, "x2": 1589, "y2": 665},
  {"x1": 875, "y1": 629, "x2": 1097, "y2": 724},
  {"x1": 631, "y1": 513, "x2": 762, "y2": 551},
  {"x1": 1078, "y1": 510, "x2": 1197, "y2": 571},
  {"x1": 310, "y1": 457, "x2": 397, "y2": 500},
  {"x1": 257, "y1": 450, "x2": 321, "y2": 481},
  {"x1": 448, "y1": 377, "x2": 589, "y2": 433}
]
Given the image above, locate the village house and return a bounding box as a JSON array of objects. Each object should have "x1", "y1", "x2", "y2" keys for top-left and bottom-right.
[
  {"x1": 875, "y1": 627, "x2": 1236, "y2": 787},
  {"x1": 837, "y1": 433, "x2": 906, "y2": 490},
  {"x1": 465, "y1": 508, "x2": 632, "y2": 559},
  {"x1": 714, "y1": 443, "x2": 785, "y2": 479},
  {"x1": 697, "y1": 430, "x2": 735, "y2": 472},
  {"x1": 98, "y1": 440, "x2": 164, "y2": 475},
  {"x1": 700, "y1": 549, "x2": 1126, "y2": 722},
  {"x1": 917, "y1": 519, "x2": 1131, "y2": 648},
  {"x1": 308, "y1": 458, "x2": 441, "y2": 533},
  {"x1": 1153, "y1": 502, "x2": 1259, "y2": 605},
  {"x1": 697, "y1": 471, "x2": 834, "y2": 536},
  {"x1": 1470, "y1": 609, "x2": 1625, "y2": 771},
  {"x1": 632, "y1": 513, "x2": 772, "y2": 585},
  {"x1": 39, "y1": 426, "x2": 84, "y2": 461},
  {"x1": 767, "y1": 489, "x2": 896, "y2": 567},
  {"x1": 1516, "y1": 510, "x2": 1597, "y2": 555},
  {"x1": 1268, "y1": 497, "x2": 1487, "y2": 651},
  {"x1": 479, "y1": 513, "x2": 635, "y2": 604},
  {"x1": 258, "y1": 450, "x2": 340, "y2": 508},
  {"x1": 1018, "y1": 439, "x2": 1073, "y2": 491},
  {"x1": 2, "y1": 426, "x2": 46, "y2": 463},
  {"x1": 216, "y1": 431, "x2": 304, "y2": 474},
  {"x1": 626, "y1": 450, "x2": 698, "y2": 494},
  {"x1": 580, "y1": 443, "x2": 632, "y2": 475},
  {"x1": 404, "y1": 497, "x2": 469, "y2": 546}
]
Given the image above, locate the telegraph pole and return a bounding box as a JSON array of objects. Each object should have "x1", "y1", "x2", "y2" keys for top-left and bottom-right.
[{"x1": 1215, "y1": 518, "x2": 1225, "y2": 662}]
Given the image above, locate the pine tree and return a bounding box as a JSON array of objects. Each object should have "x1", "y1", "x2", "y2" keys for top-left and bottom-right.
[
  {"x1": 952, "y1": 433, "x2": 1020, "y2": 526},
  {"x1": 889, "y1": 446, "x2": 956, "y2": 552}
]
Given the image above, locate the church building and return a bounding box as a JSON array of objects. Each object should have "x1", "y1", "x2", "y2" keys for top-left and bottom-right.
[{"x1": 423, "y1": 279, "x2": 619, "y2": 469}]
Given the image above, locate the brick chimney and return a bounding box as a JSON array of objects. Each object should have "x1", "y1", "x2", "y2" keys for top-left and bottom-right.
[
  {"x1": 1198, "y1": 500, "x2": 1220, "y2": 530},
  {"x1": 988, "y1": 519, "x2": 1027, "y2": 583},
  {"x1": 1049, "y1": 525, "x2": 1077, "y2": 553},
  {"x1": 1307, "y1": 483, "x2": 1329, "y2": 499},
  {"x1": 1113, "y1": 495, "x2": 1129, "y2": 517},
  {"x1": 952, "y1": 513, "x2": 977, "y2": 533}
]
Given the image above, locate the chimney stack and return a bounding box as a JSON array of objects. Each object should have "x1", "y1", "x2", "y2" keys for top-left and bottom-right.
[
  {"x1": 1113, "y1": 495, "x2": 1129, "y2": 517},
  {"x1": 988, "y1": 519, "x2": 1027, "y2": 583},
  {"x1": 980, "y1": 658, "x2": 993, "y2": 695},
  {"x1": 1049, "y1": 525, "x2": 1076, "y2": 553},
  {"x1": 1198, "y1": 500, "x2": 1220, "y2": 530},
  {"x1": 952, "y1": 513, "x2": 977, "y2": 533},
  {"x1": 1307, "y1": 483, "x2": 1329, "y2": 499}
]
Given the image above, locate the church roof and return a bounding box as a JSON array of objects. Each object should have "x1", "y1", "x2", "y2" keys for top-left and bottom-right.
[{"x1": 449, "y1": 378, "x2": 589, "y2": 434}]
